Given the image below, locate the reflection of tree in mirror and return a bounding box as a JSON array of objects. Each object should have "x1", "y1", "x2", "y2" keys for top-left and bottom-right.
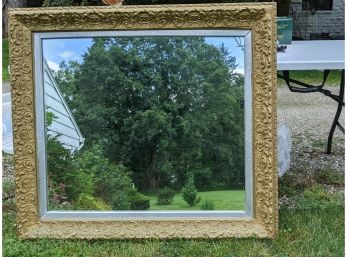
[{"x1": 49, "y1": 37, "x2": 245, "y2": 210}]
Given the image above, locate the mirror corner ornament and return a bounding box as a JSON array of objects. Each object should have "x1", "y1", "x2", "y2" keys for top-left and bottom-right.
[{"x1": 9, "y1": 3, "x2": 278, "y2": 239}]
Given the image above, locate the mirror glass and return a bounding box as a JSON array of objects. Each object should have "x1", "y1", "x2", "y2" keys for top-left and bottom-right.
[{"x1": 41, "y1": 32, "x2": 248, "y2": 212}]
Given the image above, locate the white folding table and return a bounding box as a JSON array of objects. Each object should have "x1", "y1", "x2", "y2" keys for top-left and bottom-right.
[{"x1": 277, "y1": 40, "x2": 345, "y2": 154}]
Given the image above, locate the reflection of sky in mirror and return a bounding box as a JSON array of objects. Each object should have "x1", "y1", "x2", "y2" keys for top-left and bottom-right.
[
  {"x1": 205, "y1": 37, "x2": 244, "y2": 74},
  {"x1": 43, "y1": 38, "x2": 93, "y2": 71},
  {"x1": 43, "y1": 36, "x2": 245, "y2": 74}
]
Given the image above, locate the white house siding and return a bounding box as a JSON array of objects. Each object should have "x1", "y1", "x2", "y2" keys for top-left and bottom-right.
[
  {"x1": 2, "y1": 63, "x2": 84, "y2": 154},
  {"x1": 290, "y1": 0, "x2": 344, "y2": 39},
  {"x1": 44, "y1": 60, "x2": 84, "y2": 152}
]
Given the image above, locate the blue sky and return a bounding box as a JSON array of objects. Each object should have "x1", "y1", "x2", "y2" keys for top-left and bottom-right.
[
  {"x1": 43, "y1": 38, "x2": 93, "y2": 71},
  {"x1": 43, "y1": 36, "x2": 245, "y2": 74},
  {"x1": 205, "y1": 36, "x2": 245, "y2": 74}
]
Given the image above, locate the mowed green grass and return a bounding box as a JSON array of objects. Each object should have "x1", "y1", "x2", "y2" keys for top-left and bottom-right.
[
  {"x1": 147, "y1": 190, "x2": 245, "y2": 210},
  {"x1": 3, "y1": 203, "x2": 344, "y2": 257},
  {"x1": 277, "y1": 70, "x2": 342, "y2": 86},
  {"x1": 2, "y1": 38, "x2": 9, "y2": 81}
]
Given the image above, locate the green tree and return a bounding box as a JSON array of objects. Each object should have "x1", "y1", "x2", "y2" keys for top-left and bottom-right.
[
  {"x1": 55, "y1": 37, "x2": 245, "y2": 192},
  {"x1": 182, "y1": 174, "x2": 201, "y2": 206}
]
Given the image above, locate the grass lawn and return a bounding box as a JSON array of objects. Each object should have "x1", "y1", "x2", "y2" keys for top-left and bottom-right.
[
  {"x1": 3, "y1": 169, "x2": 344, "y2": 257},
  {"x1": 3, "y1": 199, "x2": 344, "y2": 257},
  {"x1": 4, "y1": 164, "x2": 344, "y2": 256},
  {"x1": 147, "y1": 190, "x2": 245, "y2": 210},
  {"x1": 2, "y1": 38, "x2": 9, "y2": 81},
  {"x1": 277, "y1": 70, "x2": 342, "y2": 86}
]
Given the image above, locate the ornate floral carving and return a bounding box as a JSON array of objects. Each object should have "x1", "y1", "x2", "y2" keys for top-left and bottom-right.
[{"x1": 9, "y1": 3, "x2": 277, "y2": 239}]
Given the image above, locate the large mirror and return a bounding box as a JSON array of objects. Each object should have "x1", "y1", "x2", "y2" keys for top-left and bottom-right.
[
  {"x1": 10, "y1": 4, "x2": 277, "y2": 239},
  {"x1": 39, "y1": 31, "x2": 252, "y2": 214}
]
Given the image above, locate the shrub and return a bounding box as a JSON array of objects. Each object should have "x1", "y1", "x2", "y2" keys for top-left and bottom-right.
[
  {"x1": 73, "y1": 143, "x2": 135, "y2": 208},
  {"x1": 111, "y1": 191, "x2": 131, "y2": 210},
  {"x1": 47, "y1": 132, "x2": 95, "y2": 202},
  {"x1": 94, "y1": 162, "x2": 134, "y2": 204},
  {"x1": 76, "y1": 193, "x2": 112, "y2": 210},
  {"x1": 157, "y1": 187, "x2": 175, "y2": 205},
  {"x1": 111, "y1": 190, "x2": 150, "y2": 210},
  {"x1": 48, "y1": 179, "x2": 68, "y2": 207},
  {"x1": 48, "y1": 141, "x2": 146, "y2": 210},
  {"x1": 201, "y1": 200, "x2": 215, "y2": 210},
  {"x1": 46, "y1": 111, "x2": 95, "y2": 202},
  {"x1": 130, "y1": 191, "x2": 150, "y2": 210},
  {"x1": 182, "y1": 175, "x2": 201, "y2": 206}
]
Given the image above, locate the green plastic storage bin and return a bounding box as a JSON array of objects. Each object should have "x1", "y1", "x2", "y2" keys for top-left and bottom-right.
[{"x1": 277, "y1": 17, "x2": 293, "y2": 45}]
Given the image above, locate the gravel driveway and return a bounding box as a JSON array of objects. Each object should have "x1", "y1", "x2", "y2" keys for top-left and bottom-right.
[{"x1": 278, "y1": 85, "x2": 345, "y2": 173}]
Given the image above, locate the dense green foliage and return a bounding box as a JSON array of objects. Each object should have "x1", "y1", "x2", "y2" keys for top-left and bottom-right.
[
  {"x1": 76, "y1": 144, "x2": 133, "y2": 204},
  {"x1": 182, "y1": 175, "x2": 201, "y2": 206},
  {"x1": 47, "y1": 138, "x2": 145, "y2": 210},
  {"x1": 129, "y1": 191, "x2": 151, "y2": 210},
  {"x1": 46, "y1": 112, "x2": 83, "y2": 205},
  {"x1": 111, "y1": 191, "x2": 131, "y2": 210},
  {"x1": 156, "y1": 186, "x2": 176, "y2": 205},
  {"x1": 54, "y1": 37, "x2": 245, "y2": 193},
  {"x1": 46, "y1": 111, "x2": 138, "y2": 209},
  {"x1": 76, "y1": 193, "x2": 112, "y2": 210}
]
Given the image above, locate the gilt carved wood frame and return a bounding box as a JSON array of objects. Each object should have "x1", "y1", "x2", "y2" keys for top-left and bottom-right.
[{"x1": 9, "y1": 3, "x2": 278, "y2": 239}]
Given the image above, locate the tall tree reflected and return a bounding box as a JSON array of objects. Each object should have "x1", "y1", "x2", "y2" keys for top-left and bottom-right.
[{"x1": 44, "y1": 36, "x2": 246, "y2": 211}]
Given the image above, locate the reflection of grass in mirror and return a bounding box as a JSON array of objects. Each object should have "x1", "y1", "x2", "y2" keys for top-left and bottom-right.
[
  {"x1": 148, "y1": 190, "x2": 245, "y2": 211},
  {"x1": 48, "y1": 189, "x2": 245, "y2": 211}
]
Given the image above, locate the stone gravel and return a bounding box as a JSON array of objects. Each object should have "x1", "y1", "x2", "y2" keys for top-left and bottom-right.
[{"x1": 278, "y1": 85, "x2": 345, "y2": 173}]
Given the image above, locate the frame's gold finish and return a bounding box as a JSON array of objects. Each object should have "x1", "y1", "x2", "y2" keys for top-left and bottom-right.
[{"x1": 9, "y1": 3, "x2": 278, "y2": 239}]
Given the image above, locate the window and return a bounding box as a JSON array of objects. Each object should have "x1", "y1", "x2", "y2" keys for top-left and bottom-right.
[{"x1": 302, "y1": 0, "x2": 333, "y2": 11}]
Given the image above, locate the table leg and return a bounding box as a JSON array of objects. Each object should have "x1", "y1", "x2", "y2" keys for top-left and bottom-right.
[{"x1": 326, "y1": 70, "x2": 345, "y2": 154}]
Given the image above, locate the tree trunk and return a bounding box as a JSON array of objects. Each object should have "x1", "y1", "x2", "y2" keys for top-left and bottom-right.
[
  {"x1": 3, "y1": 0, "x2": 28, "y2": 38},
  {"x1": 148, "y1": 148, "x2": 158, "y2": 192}
]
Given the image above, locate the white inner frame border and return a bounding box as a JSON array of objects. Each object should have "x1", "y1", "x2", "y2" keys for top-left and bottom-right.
[{"x1": 34, "y1": 29, "x2": 253, "y2": 220}]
